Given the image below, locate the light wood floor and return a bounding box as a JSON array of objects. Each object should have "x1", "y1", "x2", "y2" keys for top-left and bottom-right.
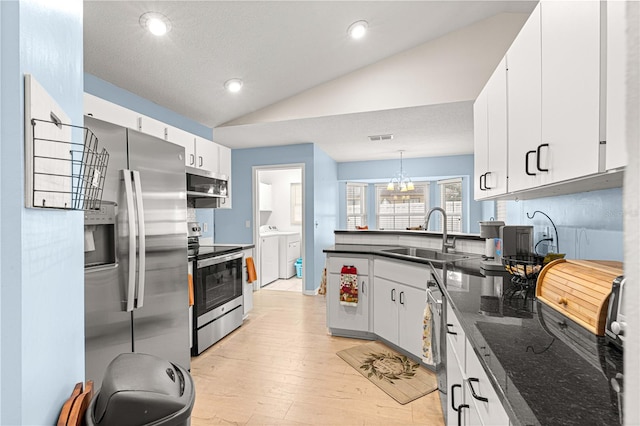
[{"x1": 190, "y1": 290, "x2": 444, "y2": 425}]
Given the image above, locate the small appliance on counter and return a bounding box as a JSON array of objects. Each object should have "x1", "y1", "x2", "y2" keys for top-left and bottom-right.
[
  {"x1": 605, "y1": 276, "x2": 626, "y2": 349},
  {"x1": 479, "y1": 221, "x2": 504, "y2": 271}
]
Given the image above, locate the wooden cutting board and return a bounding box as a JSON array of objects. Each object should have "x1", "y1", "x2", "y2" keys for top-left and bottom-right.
[{"x1": 535, "y1": 259, "x2": 623, "y2": 336}]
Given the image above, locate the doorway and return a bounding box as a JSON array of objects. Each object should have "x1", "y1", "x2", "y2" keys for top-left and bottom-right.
[{"x1": 253, "y1": 164, "x2": 305, "y2": 293}]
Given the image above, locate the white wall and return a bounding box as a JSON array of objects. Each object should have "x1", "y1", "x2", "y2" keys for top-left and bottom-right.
[{"x1": 259, "y1": 168, "x2": 302, "y2": 233}]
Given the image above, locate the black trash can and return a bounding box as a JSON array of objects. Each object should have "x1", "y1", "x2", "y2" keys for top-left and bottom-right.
[{"x1": 86, "y1": 353, "x2": 195, "y2": 426}]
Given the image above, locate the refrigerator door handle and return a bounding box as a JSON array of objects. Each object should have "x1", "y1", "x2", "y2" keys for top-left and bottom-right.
[
  {"x1": 122, "y1": 169, "x2": 137, "y2": 312},
  {"x1": 132, "y1": 170, "x2": 146, "y2": 309}
]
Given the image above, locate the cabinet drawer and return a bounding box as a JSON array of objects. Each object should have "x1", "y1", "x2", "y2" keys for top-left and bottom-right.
[
  {"x1": 465, "y1": 339, "x2": 510, "y2": 426},
  {"x1": 328, "y1": 256, "x2": 369, "y2": 276},
  {"x1": 446, "y1": 302, "x2": 466, "y2": 363}
]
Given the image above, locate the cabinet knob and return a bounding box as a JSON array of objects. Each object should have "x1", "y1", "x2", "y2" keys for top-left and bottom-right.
[{"x1": 557, "y1": 297, "x2": 568, "y2": 306}]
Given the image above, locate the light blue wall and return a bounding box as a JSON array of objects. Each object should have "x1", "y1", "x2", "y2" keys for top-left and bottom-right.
[
  {"x1": 336, "y1": 155, "x2": 486, "y2": 233},
  {"x1": 505, "y1": 188, "x2": 623, "y2": 261},
  {"x1": 84, "y1": 73, "x2": 213, "y2": 140},
  {"x1": 1, "y1": 1, "x2": 84, "y2": 424},
  {"x1": 312, "y1": 145, "x2": 339, "y2": 291},
  {"x1": 214, "y1": 143, "x2": 338, "y2": 292}
]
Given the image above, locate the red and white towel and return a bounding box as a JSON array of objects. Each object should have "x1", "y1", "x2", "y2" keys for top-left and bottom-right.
[{"x1": 339, "y1": 265, "x2": 358, "y2": 306}]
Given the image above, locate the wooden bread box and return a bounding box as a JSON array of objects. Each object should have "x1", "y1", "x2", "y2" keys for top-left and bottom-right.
[{"x1": 535, "y1": 259, "x2": 623, "y2": 336}]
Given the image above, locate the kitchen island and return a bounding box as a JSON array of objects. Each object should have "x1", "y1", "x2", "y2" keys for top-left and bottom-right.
[{"x1": 324, "y1": 242, "x2": 623, "y2": 425}]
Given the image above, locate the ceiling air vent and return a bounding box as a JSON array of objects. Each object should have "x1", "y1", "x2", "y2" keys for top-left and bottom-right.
[{"x1": 368, "y1": 134, "x2": 394, "y2": 142}]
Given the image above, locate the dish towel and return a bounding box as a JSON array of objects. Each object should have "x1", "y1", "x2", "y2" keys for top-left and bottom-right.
[
  {"x1": 422, "y1": 301, "x2": 435, "y2": 366},
  {"x1": 187, "y1": 274, "x2": 194, "y2": 307},
  {"x1": 339, "y1": 265, "x2": 358, "y2": 306},
  {"x1": 246, "y1": 257, "x2": 257, "y2": 283}
]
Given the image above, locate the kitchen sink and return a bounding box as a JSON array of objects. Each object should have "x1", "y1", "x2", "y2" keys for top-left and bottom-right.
[{"x1": 381, "y1": 247, "x2": 472, "y2": 263}]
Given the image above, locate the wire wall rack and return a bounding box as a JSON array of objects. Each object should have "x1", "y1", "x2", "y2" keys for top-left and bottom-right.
[{"x1": 29, "y1": 118, "x2": 109, "y2": 210}]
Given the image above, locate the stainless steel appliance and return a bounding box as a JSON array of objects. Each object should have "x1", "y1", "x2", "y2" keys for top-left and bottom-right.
[
  {"x1": 84, "y1": 116, "x2": 189, "y2": 390},
  {"x1": 606, "y1": 276, "x2": 626, "y2": 349},
  {"x1": 499, "y1": 225, "x2": 533, "y2": 259},
  {"x1": 426, "y1": 271, "x2": 446, "y2": 419},
  {"x1": 191, "y1": 246, "x2": 244, "y2": 355},
  {"x1": 186, "y1": 166, "x2": 228, "y2": 208}
]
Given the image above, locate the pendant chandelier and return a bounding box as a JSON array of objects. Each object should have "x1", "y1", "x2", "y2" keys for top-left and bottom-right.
[{"x1": 386, "y1": 151, "x2": 414, "y2": 192}]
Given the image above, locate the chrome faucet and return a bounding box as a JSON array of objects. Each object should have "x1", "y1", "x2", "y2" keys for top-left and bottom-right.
[{"x1": 424, "y1": 207, "x2": 456, "y2": 253}]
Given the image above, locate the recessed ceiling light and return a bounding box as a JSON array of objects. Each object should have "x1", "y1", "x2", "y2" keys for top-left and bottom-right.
[
  {"x1": 139, "y1": 12, "x2": 171, "y2": 36},
  {"x1": 224, "y1": 78, "x2": 243, "y2": 93},
  {"x1": 347, "y1": 20, "x2": 368, "y2": 40}
]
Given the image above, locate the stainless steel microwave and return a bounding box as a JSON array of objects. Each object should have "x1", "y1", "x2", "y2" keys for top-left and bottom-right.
[{"x1": 186, "y1": 166, "x2": 228, "y2": 199}]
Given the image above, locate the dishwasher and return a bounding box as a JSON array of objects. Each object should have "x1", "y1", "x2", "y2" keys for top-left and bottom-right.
[{"x1": 426, "y1": 271, "x2": 447, "y2": 421}]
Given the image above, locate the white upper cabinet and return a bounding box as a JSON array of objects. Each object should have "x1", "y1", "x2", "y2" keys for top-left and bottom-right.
[
  {"x1": 84, "y1": 93, "x2": 139, "y2": 130},
  {"x1": 137, "y1": 116, "x2": 167, "y2": 140},
  {"x1": 497, "y1": 1, "x2": 607, "y2": 196},
  {"x1": 506, "y1": 4, "x2": 543, "y2": 193},
  {"x1": 539, "y1": 0, "x2": 602, "y2": 184},
  {"x1": 606, "y1": 0, "x2": 629, "y2": 171},
  {"x1": 474, "y1": 57, "x2": 508, "y2": 200},
  {"x1": 194, "y1": 136, "x2": 219, "y2": 173},
  {"x1": 166, "y1": 126, "x2": 197, "y2": 167}
]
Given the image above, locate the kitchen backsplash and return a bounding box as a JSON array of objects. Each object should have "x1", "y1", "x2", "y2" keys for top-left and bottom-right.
[{"x1": 503, "y1": 187, "x2": 623, "y2": 261}]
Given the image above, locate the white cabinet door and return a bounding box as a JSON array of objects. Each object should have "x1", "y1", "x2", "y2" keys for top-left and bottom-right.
[
  {"x1": 137, "y1": 115, "x2": 167, "y2": 140},
  {"x1": 166, "y1": 126, "x2": 196, "y2": 167},
  {"x1": 507, "y1": 4, "x2": 543, "y2": 193},
  {"x1": 475, "y1": 58, "x2": 508, "y2": 199},
  {"x1": 194, "y1": 137, "x2": 218, "y2": 173},
  {"x1": 259, "y1": 182, "x2": 272, "y2": 211},
  {"x1": 398, "y1": 284, "x2": 426, "y2": 359},
  {"x1": 447, "y1": 334, "x2": 467, "y2": 426},
  {"x1": 327, "y1": 273, "x2": 370, "y2": 332},
  {"x1": 373, "y1": 277, "x2": 398, "y2": 344},
  {"x1": 540, "y1": 0, "x2": 602, "y2": 184},
  {"x1": 485, "y1": 57, "x2": 508, "y2": 197},
  {"x1": 465, "y1": 340, "x2": 510, "y2": 426},
  {"x1": 219, "y1": 145, "x2": 231, "y2": 178},
  {"x1": 473, "y1": 85, "x2": 489, "y2": 200},
  {"x1": 260, "y1": 236, "x2": 279, "y2": 286},
  {"x1": 606, "y1": 0, "x2": 628, "y2": 171},
  {"x1": 84, "y1": 93, "x2": 139, "y2": 130}
]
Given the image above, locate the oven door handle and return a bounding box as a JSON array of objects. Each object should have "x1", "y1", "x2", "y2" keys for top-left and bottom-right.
[
  {"x1": 132, "y1": 170, "x2": 146, "y2": 309},
  {"x1": 122, "y1": 169, "x2": 137, "y2": 312},
  {"x1": 197, "y1": 251, "x2": 244, "y2": 269}
]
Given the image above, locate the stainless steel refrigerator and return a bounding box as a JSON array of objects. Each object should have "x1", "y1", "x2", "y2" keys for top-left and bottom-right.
[{"x1": 84, "y1": 116, "x2": 189, "y2": 389}]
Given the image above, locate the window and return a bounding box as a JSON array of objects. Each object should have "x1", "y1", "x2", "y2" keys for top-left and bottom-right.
[
  {"x1": 290, "y1": 183, "x2": 302, "y2": 224},
  {"x1": 375, "y1": 183, "x2": 429, "y2": 230},
  {"x1": 439, "y1": 178, "x2": 463, "y2": 232},
  {"x1": 346, "y1": 183, "x2": 367, "y2": 230}
]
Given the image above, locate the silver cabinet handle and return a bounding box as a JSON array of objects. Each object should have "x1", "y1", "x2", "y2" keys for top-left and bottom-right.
[
  {"x1": 132, "y1": 170, "x2": 145, "y2": 308},
  {"x1": 189, "y1": 154, "x2": 195, "y2": 165},
  {"x1": 122, "y1": 170, "x2": 136, "y2": 312},
  {"x1": 362, "y1": 280, "x2": 366, "y2": 295},
  {"x1": 400, "y1": 291, "x2": 405, "y2": 305},
  {"x1": 199, "y1": 156, "x2": 203, "y2": 167},
  {"x1": 391, "y1": 288, "x2": 396, "y2": 301}
]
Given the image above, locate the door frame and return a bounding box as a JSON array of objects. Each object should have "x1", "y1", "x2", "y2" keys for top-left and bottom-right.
[{"x1": 252, "y1": 164, "x2": 305, "y2": 291}]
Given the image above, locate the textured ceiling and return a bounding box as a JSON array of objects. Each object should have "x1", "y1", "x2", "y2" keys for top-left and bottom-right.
[{"x1": 84, "y1": 1, "x2": 536, "y2": 161}]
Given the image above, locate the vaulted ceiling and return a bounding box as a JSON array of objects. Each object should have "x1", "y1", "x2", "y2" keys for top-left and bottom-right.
[{"x1": 84, "y1": 1, "x2": 536, "y2": 162}]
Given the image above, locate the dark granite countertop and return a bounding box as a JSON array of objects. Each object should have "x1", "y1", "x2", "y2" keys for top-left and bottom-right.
[
  {"x1": 323, "y1": 244, "x2": 624, "y2": 426},
  {"x1": 334, "y1": 229, "x2": 485, "y2": 241}
]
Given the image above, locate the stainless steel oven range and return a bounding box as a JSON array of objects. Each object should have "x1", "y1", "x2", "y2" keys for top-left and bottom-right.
[{"x1": 191, "y1": 246, "x2": 244, "y2": 355}]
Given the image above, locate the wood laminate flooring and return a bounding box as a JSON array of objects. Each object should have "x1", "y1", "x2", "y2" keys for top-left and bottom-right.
[{"x1": 190, "y1": 290, "x2": 444, "y2": 425}]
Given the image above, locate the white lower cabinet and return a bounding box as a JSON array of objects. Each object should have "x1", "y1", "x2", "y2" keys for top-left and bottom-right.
[
  {"x1": 260, "y1": 236, "x2": 279, "y2": 286},
  {"x1": 446, "y1": 304, "x2": 509, "y2": 426},
  {"x1": 326, "y1": 256, "x2": 371, "y2": 333},
  {"x1": 373, "y1": 259, "x2": 428, "y2": 359}
]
